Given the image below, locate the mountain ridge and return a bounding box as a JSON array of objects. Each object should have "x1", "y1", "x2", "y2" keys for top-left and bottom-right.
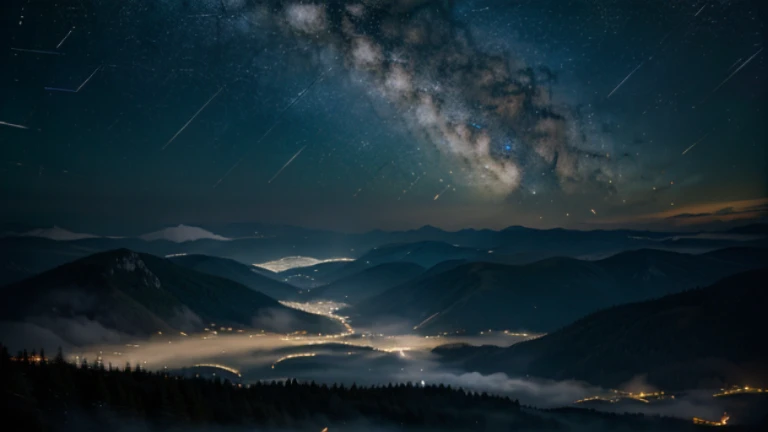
[
  {"x1": 303, "y1": 261, "x2": 425, "y2": 303},
  {"x1": 169, "y1": 254, "x2": 296, "y2": 299},
  {"x1": 0, "y1": 249, "x2": 344, "y2": 348},
  {"x1": 435, "y1": 268, "x2": 768, "y2": 390},
  {"x1": 353, "y1": 247, "x2": 768, "y2": 334}
]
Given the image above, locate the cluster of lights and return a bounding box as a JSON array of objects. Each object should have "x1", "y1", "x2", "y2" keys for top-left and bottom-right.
[
  {"x1": 693, "y1": 413, "x2": 729, "y2": 426},
  {"x1": 279, "y1": 301, "x2": 355, "y2": 339},
  {"x1": 575, "y1": 389, "x2": 674, "y2": 405},
  {"x1": 713, "y1": 386, "x2": 765, "y2": 397},
  {"x1": 192, "y1": 363, "x2": 242, "y2": 377},
  {"x1": 271, "y1": 353, "x2": 317, "y2": 369}
]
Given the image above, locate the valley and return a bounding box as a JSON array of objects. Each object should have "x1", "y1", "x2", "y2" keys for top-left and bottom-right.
[{"x1": 1, "y1": 223, "x2": 767, "y2": 429}]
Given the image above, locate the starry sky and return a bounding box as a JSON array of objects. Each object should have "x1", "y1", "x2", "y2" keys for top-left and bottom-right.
[{"x1": 1, "y1": 0, "x2": 766, "y2": 233}]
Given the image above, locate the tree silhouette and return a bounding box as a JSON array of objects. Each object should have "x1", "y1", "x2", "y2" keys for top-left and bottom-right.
[{"x1": 1, "y1": 343, "x2": 698, "y2": 431}]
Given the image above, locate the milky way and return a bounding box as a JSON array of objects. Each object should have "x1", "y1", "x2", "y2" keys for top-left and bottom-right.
[
  {"x1": 2, "y1": 0, "x2": 764, "y2": 231},
  {"x1": 237, "y1": 0, "x2": 617, "y2": 196}
]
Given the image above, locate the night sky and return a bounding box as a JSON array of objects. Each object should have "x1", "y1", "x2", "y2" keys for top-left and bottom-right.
[{"x1": 1, "y1": 0, "x2": 766, "y2": 233}]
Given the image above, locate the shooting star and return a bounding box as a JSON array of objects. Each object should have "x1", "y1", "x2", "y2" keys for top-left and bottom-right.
[
  {"x1": 607, "y1": 60, "x2": 645, "y2": 99},
  {"x1": 726, "y1": 57, "x2": 743, "y2": 73},
  {"x1": 56, "y1": 28, "x2": 74, "y2": 49},
  {"x1": 75, "y1": 66, "x2": 101, "y2": 91},
  {"x1": 161, "y1": 87, "x2": 223, "y2": 150},
  {"x1": 694, "y1": 5, "x2": 706, "y2": 16},
  {"x1": 682, "y1": 132, "x2": 711, "y2": 155},
  {"x1": 45, "y1": 65, "x2": 102, "y2": 93},
  {"x1": 708, "y1": 47, "x2": 763, "y2": 96},
  {"x1": 213, "y1": 68, "x2": 332, "y2": 189},
  {"x1": 106, "y1": 113, "x2": 123, "y2": 131},
  {"x1": 11, "y1": 47, "x2": 63, "y2": 56},
  {"x1": 0, "y1": 120, "x2": 29, "y2": 130},
  {"x1": 404, "y1": 175, "x2": 422, "y2": 194},
  {"x1": 268, "y1": 145, "x2": 306, "y2": 184},
  {"x1": 433, "y1": 185, "x2": 452, "y2": 201},
  {"x1": 590, "y1": 209, "x2": 597, "y2": 215}
]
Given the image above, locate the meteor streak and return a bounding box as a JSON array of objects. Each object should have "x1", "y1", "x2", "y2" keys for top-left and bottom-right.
[
  {"x1": 45, "y1": 66, "x2": 102, "y2": 93},
  {"x1": 682, "y1": 132, "x2": 710, "y2": 155},
  {"x1": 708, "y1": 47, "x2": 763, "y2": 96},
  {"x1": 0, "y1": 121, "x2": 29, "y2": 130},
  {"x1": 11, "y1": 48, "x2": 62, "y2": 55},
  {"x1": 213, "y1": 68, "x2": 332, "y2": 188},
  {"x1": 433, "y1": 185, "x2": 451, "y2": 201},
  {"x1": 56, "y1": 29, "x2": 74, "y2": 49},
  {"x1": 413, "y1": 312, "x2": 440, "y2": 330},
  {"x1": 607, "y1": 61, "x2": 645, "y2": 98},
  {"x1": 162, "y1": 87, "x2": 223, "y2": 150},
  {"x1": 726, "y1": 57, "x2": 744, "y2": 73},
  {"x1": 268, "y1": 145, "x2": 307, "y2": 184}
]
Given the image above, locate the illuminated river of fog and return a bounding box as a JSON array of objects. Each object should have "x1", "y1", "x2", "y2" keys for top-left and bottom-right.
[
  {"x1": 72, "y1": 327, "x2": 535, "y2": 383},
  {"x1": 66, "y1": 302, "x2": 742, "y2": 420},
  {"x1": 69, "y1": 301, "x2": 559, "y2": 400}
]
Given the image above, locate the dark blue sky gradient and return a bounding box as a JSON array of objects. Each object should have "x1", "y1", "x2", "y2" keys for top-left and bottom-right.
[{"x1": 1, "y1": 0, "x2": 765, "y2": 233}]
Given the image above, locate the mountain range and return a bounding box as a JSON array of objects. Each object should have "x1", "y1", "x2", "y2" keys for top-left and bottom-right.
[
  {"x1": 0, "y1": 249, "x2": 344, "y2": 350},
  {"x1": 1, "y1": 223, "x2": 765, "y2": 287},
  {"x1": 301, "y1": 262, "x2": 425, "y2": 303},
  {"x1": 352, "y1": 247, "x2": 768, "y2": 334},
  {"x1": 434, "y1": 268, "x2": 768, "y2": 391},
  {"x1": 2, "y1": 225, "x2": 766, "y2": 343},
  {"x1": 168, "y1": 254, "x2": 296, "y2": 299}
]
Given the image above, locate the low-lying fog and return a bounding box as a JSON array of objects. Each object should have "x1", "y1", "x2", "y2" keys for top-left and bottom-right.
[{"x1": 2, "y1": 301, "x2": 747, "y2": 424}]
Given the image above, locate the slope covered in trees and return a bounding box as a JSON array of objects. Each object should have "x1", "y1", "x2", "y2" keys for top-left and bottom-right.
[
  {"x1": 169, "y1": 254, "x2": 297, "y2": 299},
  {"x1": 354, "y1": 248, "x2": 767, "y2": 333},
  {"x1": 0, "y1": 249, "x2": 343, "y2": 347},
  {"x1": 436, "y1": 268, "x2": 768, "y2": 390},
  {"x1": 1, "y1": 345, "x2": 705, "y2": 432}
]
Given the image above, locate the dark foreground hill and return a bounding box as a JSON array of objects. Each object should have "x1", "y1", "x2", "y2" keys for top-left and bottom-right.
[
  {"x1": 434, "y1": 268, "x2": 768, "y2": 391},
  {"x1": 0, "y1": 249, "x2": 343, "y2": 349},
  {"x1": 1, "y1": 348, "x2": 712, "y2": 432},
  {"x1": 169, "y1": 254, "x2": 298, "y2": 300},
  {"x1": 354, "y1": 248, "x2": 768, "y2": 334}
]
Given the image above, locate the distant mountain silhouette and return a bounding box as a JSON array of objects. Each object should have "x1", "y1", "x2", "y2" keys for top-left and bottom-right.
[
  {"x1": 169, "y1": 254, "x2": 297, "y2": 299},
  {"x1": 1, "y1": 223, "x2": 765, "y2": 286},
  {"x1": 139, "y1": 224, "x2": 231, "y2": 242},
  {"x1": 702, "y1": 246, "x2": 768, "y2": 267},
  {"x1": 13, "y1": 225, "x2": 100, "y2": 241},
  {"x1": 354, "y1": 248, "x2": 768, "y2": 334},
  {"x1": 727, "y1": 223, "x2": 768, "y2": 235},
  {"x1": 356, "y1": 241, "x2": 486, "y2": 268},
  {"x1": 277, "y1": 260, "x2": 351, "y2": 289},
  {"x1": 276, "y1": 241, "x2": 490, "y2": 288},
  {"x1": 434, "y1": 268, "x2": 768, "y2": 390},
  {"x1": 303, "y1": 262, "x2": 425, "y2": 303},
  {"x1": 0, "y1": 249, "x2": 344, "y2": 348}
]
